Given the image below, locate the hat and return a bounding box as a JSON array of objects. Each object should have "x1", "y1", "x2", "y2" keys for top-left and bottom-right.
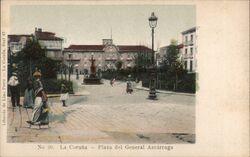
[
  {"x1": 12, "y1": 72, "x2": 17, "y2": 76},
  {"x1": 33, "y1": 71, "x2": 42, "y2": 77}
]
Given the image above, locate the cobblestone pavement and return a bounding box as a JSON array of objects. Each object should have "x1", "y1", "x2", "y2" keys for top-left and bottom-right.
[{"x1": 7, "y1": 76, "x2": 195, "y2": 143}]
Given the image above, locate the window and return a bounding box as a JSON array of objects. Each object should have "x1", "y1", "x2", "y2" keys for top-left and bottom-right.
[
  {"x1": 190, "y1": 48, "x2": 193, "y2": 55},
  {"x1": 191, "y1": 34, "x2": 193, "y2": 42},
  {"x1": 185, "y1": 48, "x2": 188, "y2": 54},
  {"x1": 190, "y1": 60, "x2": 193, "y2": 71},
  {"x1": 185, "y1": 61, "x2": 188, "y2": 70},
  {"x1": 185, "y1": 36, "x2": 188, "y2": 42}
]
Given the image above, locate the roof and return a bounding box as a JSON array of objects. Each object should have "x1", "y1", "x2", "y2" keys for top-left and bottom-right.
[
  {"x1": 177, "y1": 44, "x2": 184, "y2": 49},
  {"x1": 8, "y1": 34, "x2": 32, "y2": 42},
  {"x1": 182, "y1": 27, "x2": 196, "y2": 35},
  {"x1": 159, "y1": 44, "x2": 184, "y2": 50},
  {"x1": 35, "y1": 31, "x2": 63, "y2": 41},
  {"x1": 64, "y1": 45, "x2": 105, "y2": 52},
  {"x1": 64, "y1": 45, "x2": 152, "y2": 53},
  {"x1": 118, "y1": 45, "x2": 152, "y2": 52}
]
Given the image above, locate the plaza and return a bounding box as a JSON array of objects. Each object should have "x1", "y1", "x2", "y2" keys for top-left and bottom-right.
[
  {"x1": 7, "y1": 7, "x2": 196, "y2": 144},
  {"x1": 7, "y1": 75, "x2": 195, "y2": 144}
]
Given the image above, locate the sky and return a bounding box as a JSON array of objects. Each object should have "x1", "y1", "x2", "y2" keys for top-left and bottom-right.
[{"x1": 10, "y1": 5, "x2": 195, "y2": 49}]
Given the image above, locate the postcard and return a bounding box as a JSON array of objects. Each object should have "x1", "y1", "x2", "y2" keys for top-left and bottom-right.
[{"x1": 1, "y1": 0, "x2": 249, "y2": 157}]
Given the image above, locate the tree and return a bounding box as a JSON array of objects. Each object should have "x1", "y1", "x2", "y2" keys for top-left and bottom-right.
[
  {"x1": 17, "y1": 38, "x2": 60, "y2": 83},
  {"x1": 40, "y1": 57, "x2": 60, "y2": 78},
  {"x1": 134, "y1": 52, "x2": 150, "y2": 71},
  {"x1": 19, "y1": 38, "x2": 46, "y2": 61},
  {"x1": 115, "y1": 60, "x2": 123, "y2": 71},
  {"x1": 162, "y1": 45, "x2": 179, "y2": 68},
  {"x1": 161, "y1": 42, "x2": 186, "y2": 91}
]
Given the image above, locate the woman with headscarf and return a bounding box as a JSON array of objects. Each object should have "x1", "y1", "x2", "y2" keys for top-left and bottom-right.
[{"x1": 27, "y1": 69, "x2": 49, "y2": 126}]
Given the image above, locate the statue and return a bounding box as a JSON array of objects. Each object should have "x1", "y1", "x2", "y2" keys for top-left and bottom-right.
[
  {"x1": 83, "y1": 53, "x2": 102, "y2": 84},
  {"x1": 89, "y1": 53, "x2": 96, "y2": 77}
]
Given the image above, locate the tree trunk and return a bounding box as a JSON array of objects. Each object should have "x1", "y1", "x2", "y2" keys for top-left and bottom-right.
[{"x1": 175, "y1": 72, "x2": 178, "y2": 91}]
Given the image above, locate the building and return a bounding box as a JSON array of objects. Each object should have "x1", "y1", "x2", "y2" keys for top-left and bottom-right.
[
  {"x1": 157, "y1": 42, "x2": 183, "y2": 66},
  {"x1": 63, "y1": 39, "x2": 152, "y2": 74},
  {"x1": 8, "y1": 28, "x2": 64, "y2": 61},
  {"x1": 181, "y1": 27, "x2": 197, "y2": 73},
  {"x1": 34, "y1": 28, "x2": 64, "y2": 60},
  {"x1": 8, "y1": 34, "x2": 32, "y2": 56}
]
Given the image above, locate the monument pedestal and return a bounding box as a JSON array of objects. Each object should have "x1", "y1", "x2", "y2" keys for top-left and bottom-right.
[{"x1": 83, "y1": 54, "x2": 102, "y2": 84}]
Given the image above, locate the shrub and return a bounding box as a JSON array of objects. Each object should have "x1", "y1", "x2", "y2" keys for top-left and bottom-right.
[
  {"x1": 142, "y1": 72, "x2": 196, "y2": 93},
  {"x1": 176, "y1": 73, "x2": 196, "y2": 93},
  {"x1": 43, "y1": 79, "x2": 74, "y2": 94}
]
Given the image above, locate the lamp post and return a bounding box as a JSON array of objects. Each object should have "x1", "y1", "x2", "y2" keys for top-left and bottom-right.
[
  {"x1": 148, "y1": 12, "x2": 158, "y2": 99},
  {"x1": 75, "y1": 64, "x2": 79, "y2": 80},
  {"x1": 68, "y1": 52, "x2": 72, "y2": 81}
]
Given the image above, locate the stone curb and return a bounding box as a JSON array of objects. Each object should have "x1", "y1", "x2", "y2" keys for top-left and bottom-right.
[
  {"x1": 135, "y1": 86, "x2": 195, "y2": 96},
  {"x1": 47, "y1": 94, "x2": 86, "y2": 98}
]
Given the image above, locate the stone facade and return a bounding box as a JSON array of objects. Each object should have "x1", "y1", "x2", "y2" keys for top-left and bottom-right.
[
  {"x1": 8, "y1": 35, "x2": 32, "y2": 56},
  {"x1": 181, "y1": 27, "x2": 197, "y2": 73},
  {"x1": 8, "y1": 28, "x2": 64, "y2": 61},
  {"x1": 34, "y1": 28, "x2": 64, "y2": 60},
  {"x1": 63, "y1": 39, "x2": 152, "y2": 74}
]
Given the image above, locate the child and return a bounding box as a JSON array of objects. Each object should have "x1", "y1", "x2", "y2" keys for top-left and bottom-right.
[{"x1": 60, "y1": 83, "x2": 69, "y2": 107}]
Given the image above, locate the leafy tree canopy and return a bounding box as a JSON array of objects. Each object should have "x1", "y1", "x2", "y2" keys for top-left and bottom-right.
[
  {"x1": 115, "y1": 60, "x2": 123, "y2": 71},
  {"x1": 134, "y1": 53, "x2": 150, "y2": 69},
  {"x1": 16, "y1": 38, "x2": 60, "y2": 79},
  {"x1": 18, "y1": 38, "x2": 46, "y2": 61}
]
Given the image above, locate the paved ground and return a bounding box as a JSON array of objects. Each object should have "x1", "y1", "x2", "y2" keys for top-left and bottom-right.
[{"x1": 7, "y1": 75, "x2": 195, "y2": 144}]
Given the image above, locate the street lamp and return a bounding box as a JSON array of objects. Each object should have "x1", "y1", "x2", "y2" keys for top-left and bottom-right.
[
  {"x1": 148, "y1": 12, "x2": 158, "y2": 99},
  {"x1": 75, "y1": 64, "x2": 79, "y2": 80},
  {"x1": 68, "y1": 52, "x2": 72, "y2": 81}
]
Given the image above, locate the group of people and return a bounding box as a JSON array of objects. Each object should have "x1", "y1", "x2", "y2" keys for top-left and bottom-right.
[
  {"x1": 8, "y1": 70, "x2": 135, "y2": 126},
  {"x1": 8, "y1": 69, "x2": 69, "y2": 127},
  {"x1": 8, "y1": 69, "x2": 50, "y2": 126}
]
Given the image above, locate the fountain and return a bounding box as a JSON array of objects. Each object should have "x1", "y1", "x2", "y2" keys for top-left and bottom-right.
[{"x1": 83, "y1": 53, "x2": 102, "y2": 84}]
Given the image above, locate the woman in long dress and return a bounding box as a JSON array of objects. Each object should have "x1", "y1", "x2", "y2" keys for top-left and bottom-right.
[
  {"x1": 27, "y1": 70, "x2": 49, "y2": 125},
  {"x1": 23, "y1": 78, "x2": 35, "y2": 109}
]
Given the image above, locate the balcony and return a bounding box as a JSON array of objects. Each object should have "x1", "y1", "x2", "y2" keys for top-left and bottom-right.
[
  {"x1": 183, "y1": 40, "x2": 194, "y2": 46},
  {"x1": 183, "y1": 53, "x2": 193, "y2": 59}
]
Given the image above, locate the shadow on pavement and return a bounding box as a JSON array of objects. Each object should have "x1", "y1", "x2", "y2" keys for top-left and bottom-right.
[{"x1": 49, "y1": 109, "x2": 75, "y2": 123}]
